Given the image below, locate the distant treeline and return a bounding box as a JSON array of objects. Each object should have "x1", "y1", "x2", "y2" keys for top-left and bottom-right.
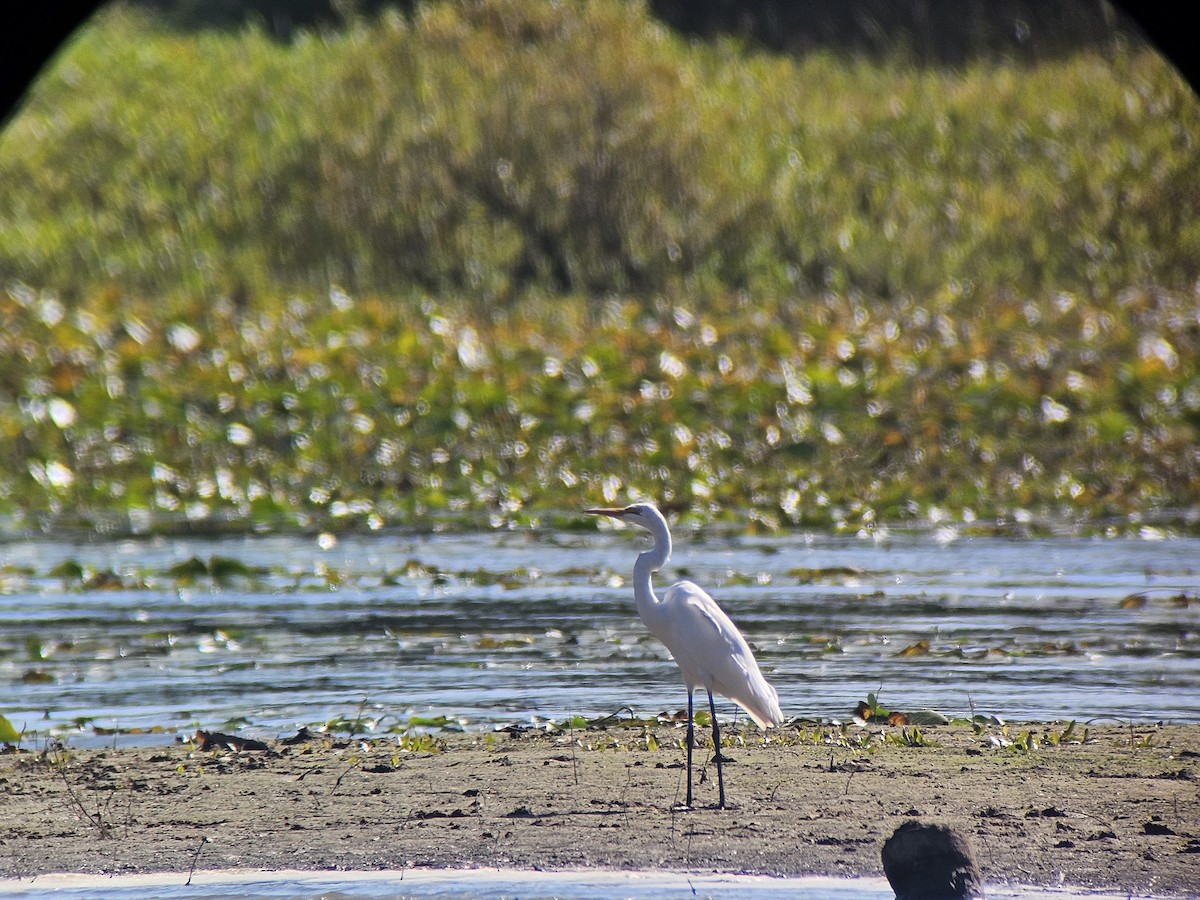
[
  {"x1": 7, "y1": 0, "x2": 1195, "y2": 307},
  {"x1": 128, "y1": 0, "x2": 1135, "y2": 62}
]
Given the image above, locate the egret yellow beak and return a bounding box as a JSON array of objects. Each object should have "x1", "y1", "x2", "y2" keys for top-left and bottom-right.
[{"x1": 585, "y1": 507, "x2": 626, "y2": 518}]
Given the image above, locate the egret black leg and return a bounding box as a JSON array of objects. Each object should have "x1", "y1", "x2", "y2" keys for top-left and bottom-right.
[
  {"x1": 707, "y1": 689, "x2": 726, "y2": 809},
  {"x1": 685, "y1": 690, "x2": 695, "y2": 809}
]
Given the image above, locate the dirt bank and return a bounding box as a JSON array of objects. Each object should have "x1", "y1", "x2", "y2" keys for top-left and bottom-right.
[{"x1": 1, "y1": 723, "x2": 1197, "y2": 895}]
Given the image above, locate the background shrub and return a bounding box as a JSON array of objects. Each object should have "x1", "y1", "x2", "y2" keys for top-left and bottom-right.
[{"x1": 0, "y1": 0, "x2": 1197, "y2": 533}]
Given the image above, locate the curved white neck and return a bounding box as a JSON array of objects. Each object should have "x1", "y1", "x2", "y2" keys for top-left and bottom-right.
[{"x1": 632, "y1": 511, "x2": 672, "y2": 622}]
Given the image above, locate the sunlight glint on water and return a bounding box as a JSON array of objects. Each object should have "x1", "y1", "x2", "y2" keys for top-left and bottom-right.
[{"x1": 1, "y1": 530, "x2": 1198, "y2": 745}]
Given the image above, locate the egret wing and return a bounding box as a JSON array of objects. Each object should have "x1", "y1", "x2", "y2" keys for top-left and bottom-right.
[{"x1": 659, "y1": 580, "x2": 783, "y2": 728}]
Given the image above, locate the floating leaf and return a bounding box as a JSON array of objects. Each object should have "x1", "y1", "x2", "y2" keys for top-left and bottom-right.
[
  {"x1": 788, "y1": 566, "x2": 865, "y2": 582},
  {"x1": 905, "y1": 710, "x2": 951, "y2": 727},
  {"x1": 0, "y1": 714, "x2": 21, "y2": 743},
  {"x1": 209, "y1": 556, "x2": 255, "y2": 580},
  {"x1": 48, "y1": 560, "x2": 84, "y2": 580},
  {"x1": 476, "y1": 635, "x2": 534, "y2": 650},
  {"x1": 168, "y1": 556, "x2": 209, "y2": 579},
  {"x1": 24, "y1": 636, "x2": 45, "y2": 661},
  {"x1": 83, "y1": 570, "x2": 124, "y2": 590}
]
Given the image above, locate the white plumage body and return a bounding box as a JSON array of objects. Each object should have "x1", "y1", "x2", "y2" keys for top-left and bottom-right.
[
  {"x1": 586, "y1": 501, "x2": 783, "y2": 808},
  {"x1": 651, "y1": 579, "x2": 782, "y2": 729}
]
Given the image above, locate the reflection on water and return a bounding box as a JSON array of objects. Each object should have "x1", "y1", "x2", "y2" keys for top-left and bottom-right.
[{"x1": 1, "y1": 528, "x2": 1198, "y2": 744}]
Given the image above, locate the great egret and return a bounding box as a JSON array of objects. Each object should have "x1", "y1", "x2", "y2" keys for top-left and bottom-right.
[{"x1": 586, "y1": 502, "x2": 783, "y2": 809}]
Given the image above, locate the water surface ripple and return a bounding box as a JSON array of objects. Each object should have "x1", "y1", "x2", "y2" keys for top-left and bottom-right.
[{"x1": 2, "y1": 529, "x2": 1198, "y2": 744}]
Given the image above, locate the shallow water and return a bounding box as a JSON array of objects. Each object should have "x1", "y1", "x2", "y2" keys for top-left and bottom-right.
[
  {"x1": 0, "y1": 868, "x2": 1155, "y2": 900},
  {"x1": 1, "y1": 527, "x2": 1198, "y2": 745}
]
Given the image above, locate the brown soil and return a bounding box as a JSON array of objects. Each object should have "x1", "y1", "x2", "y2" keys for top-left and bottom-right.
[{"x1": 1, "y1": 723, "x2": 1198, "y2": 895}]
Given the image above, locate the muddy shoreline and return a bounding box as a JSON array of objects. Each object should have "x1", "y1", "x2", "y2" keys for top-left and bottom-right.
[{"x1": 1, "y1": 723, "x2": 1198, "y2": 895}]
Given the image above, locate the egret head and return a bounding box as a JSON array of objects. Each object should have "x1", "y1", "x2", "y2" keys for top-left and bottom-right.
[{"x1": 585, "y1": 502, "x2": 662, "y2": 531}]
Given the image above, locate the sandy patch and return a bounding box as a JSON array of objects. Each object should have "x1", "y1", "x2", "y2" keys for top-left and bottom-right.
[{"x1": 0, "y1": 723, "x2": 1197, "y2": 895}]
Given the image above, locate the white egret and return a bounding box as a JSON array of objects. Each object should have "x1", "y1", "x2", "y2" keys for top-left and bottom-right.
[{"x1": 586, "y1": 502, "x2": 783, "y2": 809}]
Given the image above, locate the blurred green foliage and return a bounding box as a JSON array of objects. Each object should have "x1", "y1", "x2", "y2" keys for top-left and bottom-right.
[
  {"x1": 5, "y1": 1, "x2": 1198, "y2": 304},
  {"x1": 0, "y1": 0, "x2": 1197, "y2": 534}
]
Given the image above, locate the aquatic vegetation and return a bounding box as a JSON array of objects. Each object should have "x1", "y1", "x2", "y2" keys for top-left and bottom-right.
[
  {"x1": 897, "y1": 640, "x2": 931, "y2": 658},
  {"x1": 789, "y1": 566, "x2": 866, "y2": 584},
  {"x1": 48, "y1": 561, "x2": 85, "y2": 582},
  {"x1": 320, "y1": 706, "x2": 468, "y2": 739},
  {"x1": 3, "y1": 529, "x2": 1198, "y2": 746},
  {"x1": 321, "y1": 710, "x2": 387, "y2": 737},
  {"x1": 851, "y1": 691, "x2": 895, "y2": 724},
  {"x1": 0, "y1": 3, "x2": 1196, "y2": 535},
  {"x1": 552, "y1": 715, "x2": 591, "y2": 731},
  {"x1": 406, "y1": 714, "x2": 467, "y2": 732},
  {"x1": 0, "y1": 269, "x2": 1194, "y2": 534},
  {"x1": 168, "y1": 556, "x2": 260, "y2": 583},
  {"x1": 1121, "y1": 590, "x2": 1198, "y2": 609}
]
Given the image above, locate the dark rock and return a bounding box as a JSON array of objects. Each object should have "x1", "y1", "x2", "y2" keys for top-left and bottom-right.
[
  {"x1": 1143, "y1": 820, "x2": 1177, "y2": 836},
  {"x1": 280, "y1": 726, "x2": 314, "y2": 745},
  {"x1": 882, "y1": 819, "x2": 984, "y2": 900},
  {"x1": 194, "y1": 729, "x2": 269, "y2": 752}
]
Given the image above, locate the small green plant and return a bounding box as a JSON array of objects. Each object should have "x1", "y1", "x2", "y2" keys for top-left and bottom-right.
[
  {"x1": 1128, "y1": 724, "x2": 1158, "y2": 748},
  {"x1": 0, "y1": 713, "x2": 22, "y2": 745},
  {"x1": 979, "y1": 721, "x2": 1040, "y2": 753},
  {"x1": 396, "y1": 733, "x2": 445, "y2": 753},
  {"x1": 644, "y1": 728, "x2": 660, "y2": 752},
  {"x1": 783, "y1": 723, "x2": 876, "y2": 751},
  {"x1": 554, "y1": 715, "x2": 590, "y2": 731},
  {"x1": 884, "y1": 726, "x2": 940, "y2": 748},
  {"x1": 1012, "y1": 729, "x2": 1040, "y2": 753},
  {"x1": 853, "y1": 691, "x2": 895, "y2": 724},
  {"x1": 321, "y1": 713, "x2": 375, "y2": 736},
  {"x1": 1044, "y1": 720, "x2": 1086, "y2": 746}
]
